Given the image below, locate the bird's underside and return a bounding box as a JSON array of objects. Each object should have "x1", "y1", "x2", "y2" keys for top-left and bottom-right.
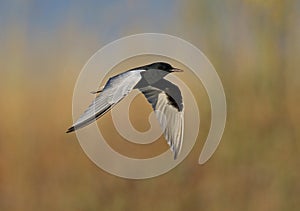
[{"x1": 67, "y1": 66, "x2": 184, "y2": 159}]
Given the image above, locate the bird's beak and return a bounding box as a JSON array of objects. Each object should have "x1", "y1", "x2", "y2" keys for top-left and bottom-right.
[{"x1": 171, "y1": 68, "x2": 184, "y2": 72}]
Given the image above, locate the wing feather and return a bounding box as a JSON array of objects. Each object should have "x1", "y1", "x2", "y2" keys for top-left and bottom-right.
[
  {"x1": 66, "y1": 70, "x2": 144, "y2": 133},
  {"x1": 155, "y1": 92, "x2": 184, "y2": 158},
  {"x1": 139, "y1": 80, "x2": 184, "y2": 159}
]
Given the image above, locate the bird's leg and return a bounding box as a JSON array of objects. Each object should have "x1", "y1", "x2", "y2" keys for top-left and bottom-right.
[{"x1": 90, "y1": 86, "x2": 104, "y2": 94}]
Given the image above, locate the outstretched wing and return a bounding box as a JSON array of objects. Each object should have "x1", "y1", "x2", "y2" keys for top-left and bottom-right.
[
  {"x1": 139, "y1": 79, "x2": 184, "y2": 159},
  {"x1": 66, "y1": 70, "x2": 145, "y2": 133}
]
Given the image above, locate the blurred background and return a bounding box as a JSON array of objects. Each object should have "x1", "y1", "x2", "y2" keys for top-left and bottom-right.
[{"x1": 0, "y1": 0, "x2": 299, "y2": 210}]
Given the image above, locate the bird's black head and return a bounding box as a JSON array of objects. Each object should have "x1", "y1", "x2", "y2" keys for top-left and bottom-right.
[
  {"x1": 146, "y1": 62, "x2": 183, "y2": 73},
  {"x1": 149, "y1": 62, "x2": 173, "y2": 71}
]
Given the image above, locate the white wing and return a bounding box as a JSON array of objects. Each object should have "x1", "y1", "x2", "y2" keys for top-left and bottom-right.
[
  {"x1": 67, "y1": 70, "x2": 144, "y2": 133},
  {"x1": 139, "y1": 80, "x2": 184, "y2": 159}
]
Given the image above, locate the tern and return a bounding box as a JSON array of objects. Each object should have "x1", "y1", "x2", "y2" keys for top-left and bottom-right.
[{"x1": 67, "y1": 62, "x2": 184, "y2": 159}]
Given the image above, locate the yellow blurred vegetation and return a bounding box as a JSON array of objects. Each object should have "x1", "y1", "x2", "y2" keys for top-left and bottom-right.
[{"x1": 0, "y1": 1, "x2": 299, "y2": 210}]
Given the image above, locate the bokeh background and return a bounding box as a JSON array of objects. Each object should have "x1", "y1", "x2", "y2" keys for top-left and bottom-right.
[{"x1": 0, "y1": 0, "x2": 299, "y2": 210}]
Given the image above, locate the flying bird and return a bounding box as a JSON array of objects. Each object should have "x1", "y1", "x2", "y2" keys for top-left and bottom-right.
[{"x1": 66, "y1": 62, "x2": 184, "y2": 159}]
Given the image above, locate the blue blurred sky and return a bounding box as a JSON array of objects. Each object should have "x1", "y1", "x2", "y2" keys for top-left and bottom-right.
[{"x1": 0, "y1": 0, "x2": 181, "y2": 43}]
